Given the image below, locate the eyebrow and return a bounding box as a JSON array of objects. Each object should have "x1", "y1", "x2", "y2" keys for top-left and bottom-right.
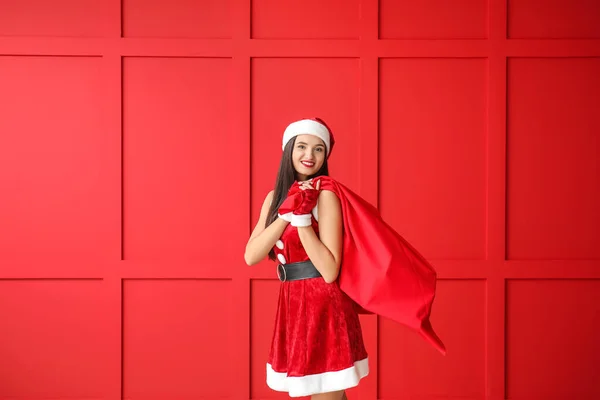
[{"x1": 297, "y1": 141, "x2": 325, "y2": 147}]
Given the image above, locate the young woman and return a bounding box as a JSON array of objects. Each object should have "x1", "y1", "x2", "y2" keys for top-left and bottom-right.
[{"x1": 244, "y1": 118, "x2": 367, "y2": 399}]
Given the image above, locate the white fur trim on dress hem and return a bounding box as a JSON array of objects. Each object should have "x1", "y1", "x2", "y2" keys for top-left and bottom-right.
[{"x1": 266, "y1": 357, "x2": 369, "y2": 397}]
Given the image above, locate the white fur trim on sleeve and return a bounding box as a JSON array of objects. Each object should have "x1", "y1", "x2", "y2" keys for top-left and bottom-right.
[
  {"x1": 291, "y1": 214, "x2": 312, "y2": 227},
  {"x1": 278, "y1": 212, "x2": 293, "y2": 222}
]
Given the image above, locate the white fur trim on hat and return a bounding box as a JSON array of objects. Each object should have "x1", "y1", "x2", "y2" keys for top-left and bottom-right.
[{"x1": 282, "y1": 119, "x2": 331, "y2": 155}]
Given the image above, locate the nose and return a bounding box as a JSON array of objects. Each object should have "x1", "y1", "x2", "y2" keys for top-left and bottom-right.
[{"x1": 303, "y1": 150, "x2": 315, "y2": 160}]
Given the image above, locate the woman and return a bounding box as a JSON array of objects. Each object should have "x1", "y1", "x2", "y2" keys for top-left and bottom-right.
[{"x1": 244, "y1": 117, "x2": 367, "y2": 399}]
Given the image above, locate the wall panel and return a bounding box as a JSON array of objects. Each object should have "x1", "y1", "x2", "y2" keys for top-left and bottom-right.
[{"x1": 0, "y1": 0, "x2": 598, "y2": 399}]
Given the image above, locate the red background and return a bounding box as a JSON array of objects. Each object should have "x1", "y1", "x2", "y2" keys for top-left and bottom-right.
[{"x1": 0, "y1": 1, "x2": 599, "y2": 399}]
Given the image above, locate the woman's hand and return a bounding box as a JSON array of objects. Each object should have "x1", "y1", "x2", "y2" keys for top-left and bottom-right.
[
  {"x1": 298, "y1": 178, "x2": 321, "y2": 190},
  {"x1": 278, "y1": 178, "x2": 321, "y2": 226},
  {"x1": 295, "y1": 178, "x2": 321, "y2": 214}
]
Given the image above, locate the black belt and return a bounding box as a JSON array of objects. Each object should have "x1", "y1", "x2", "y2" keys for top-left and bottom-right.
[{"x1": 277, "y1": 260, "x2": 322, "y2": 282}]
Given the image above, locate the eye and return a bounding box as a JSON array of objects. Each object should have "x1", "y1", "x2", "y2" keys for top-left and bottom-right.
[
  {"x1": 315, "y1": 147, "x2": 323, "y2": 152},
  {"x1": 297, "y1": 145, "x2": 305, "y2": 149}
]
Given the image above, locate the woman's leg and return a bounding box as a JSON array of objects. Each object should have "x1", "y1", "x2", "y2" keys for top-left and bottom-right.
[{"x1": 311, "y1": 390, "x2": 345, "y2": 400}]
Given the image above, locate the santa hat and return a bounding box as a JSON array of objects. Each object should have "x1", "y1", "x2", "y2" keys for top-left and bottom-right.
[{"x1": 282, "y1": 117, "x2": 335, "y2": 157}]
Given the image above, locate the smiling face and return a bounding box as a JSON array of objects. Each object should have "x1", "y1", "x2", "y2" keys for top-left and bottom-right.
[{"x1": 291, "y1": 134, "x2": 326, "y2": 181}]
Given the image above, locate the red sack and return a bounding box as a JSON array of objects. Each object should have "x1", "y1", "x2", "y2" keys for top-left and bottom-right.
[{"x1": 316, "y1": 176, "x2": 446, "y2": 355}]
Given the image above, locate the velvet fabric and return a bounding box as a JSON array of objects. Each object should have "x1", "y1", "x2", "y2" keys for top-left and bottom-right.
[
  {"x1": 279, "y1": 183, "x2": 320, "y2": 216},
  {"x1": 268, "y1": 276, "x2": 368, "y2": 377},
  {"x1": 268, "y1": 208, "x2": 368, "y2": 390}
]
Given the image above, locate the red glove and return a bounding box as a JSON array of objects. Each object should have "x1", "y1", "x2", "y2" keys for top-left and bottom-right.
[
  {"x1": 278, "y1": 179, "x2": 321, "y2": 227},
  {"x1": 294, "y1": 187, "x2": 319, "y2": 214},
  {"x1": 277, "y1": 189, "x2": 302, "y2": 222}
]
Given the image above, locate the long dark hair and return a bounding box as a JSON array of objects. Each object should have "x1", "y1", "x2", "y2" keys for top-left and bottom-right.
[{"x1": 265, "y1": 135, "x2": 330, "y2": 261}]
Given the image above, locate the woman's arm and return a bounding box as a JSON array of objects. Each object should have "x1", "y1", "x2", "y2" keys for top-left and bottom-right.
[
  {"x1": 297, "y1": 190, "x2": 343, "y2": 283},
  {"x1": 244, "y1": 190, "x2": 290, "y2": 266}
]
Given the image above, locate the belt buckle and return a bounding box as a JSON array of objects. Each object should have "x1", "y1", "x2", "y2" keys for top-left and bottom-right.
[{"x1": 277, "y1": 264, "x2": 287, "y2": 282}]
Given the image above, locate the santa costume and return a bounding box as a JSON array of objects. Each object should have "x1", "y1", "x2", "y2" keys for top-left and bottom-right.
[{"x1": 266, "y1": 118, "x2": 445, "y2": 398}]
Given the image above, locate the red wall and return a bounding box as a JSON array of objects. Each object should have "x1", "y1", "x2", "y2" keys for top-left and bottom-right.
[{"x1": 0, "y1": 1, "x2": 599, "y2": 399}]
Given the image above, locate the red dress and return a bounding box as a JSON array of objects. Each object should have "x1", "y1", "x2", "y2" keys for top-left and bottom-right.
[{"x1": 266, "y1": 204, "x2": 369, "y2": 397}]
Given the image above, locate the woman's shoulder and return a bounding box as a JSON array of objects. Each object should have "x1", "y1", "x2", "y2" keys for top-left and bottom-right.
[
  {"x1": 315, "y1": 175, "x2": 339, "y2": 195},
  {"x1": 317, "y1": 177, "x2": 341, "y2": 207},
  {"x1": 318, "y1": 188, "x2": 340, "y2": 203},
  {"x1": 315, "y1": 184, "x2": 342, "y2": 223},
  {"x1": 265, "y1": 189, "x2": 275, "y2": 206}
]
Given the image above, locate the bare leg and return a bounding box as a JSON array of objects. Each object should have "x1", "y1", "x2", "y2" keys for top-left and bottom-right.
[{"x1": 311, "y1": 390, "x2": 345, "y2": 400}]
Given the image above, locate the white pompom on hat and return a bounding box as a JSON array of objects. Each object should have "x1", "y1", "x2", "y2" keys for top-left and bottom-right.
[{"x1": 282, "y1": 117, "x2": 335, "y2": 158}]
